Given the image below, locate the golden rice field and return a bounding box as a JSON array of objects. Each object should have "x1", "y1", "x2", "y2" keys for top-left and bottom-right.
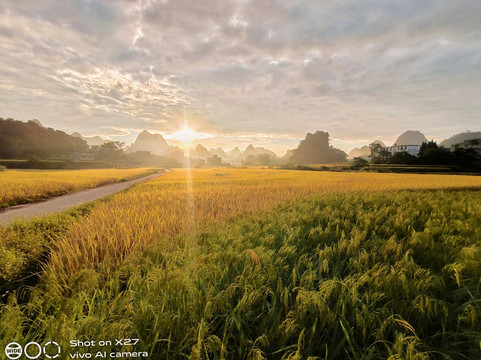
[
  {"x1": 2, "y1": 168, "x2": 481, "y2": 359},
  {"x1": 0, "y1": 168, "x2": 158, "y2": 208},
  {"x1": 48, "y1": 168, "x2": 481, "y2": 282}
]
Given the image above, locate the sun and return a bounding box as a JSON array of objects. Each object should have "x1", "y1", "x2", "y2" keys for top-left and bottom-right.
[
  {"x1": 165, "y1": 126, "x2": 214, "y2": 145},
  {"x1": 170, "y1": 127, "x2": 201, "y2": 144}
]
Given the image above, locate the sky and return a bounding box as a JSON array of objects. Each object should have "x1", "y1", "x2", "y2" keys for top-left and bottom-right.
[{"x1": 1, "y1": 0, "x2": 480, "y2": 155}]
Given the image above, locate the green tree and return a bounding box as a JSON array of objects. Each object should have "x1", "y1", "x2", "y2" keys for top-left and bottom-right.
[
  {"x1": 419, "y1": 140, "x2": 438, "y2": 157},
  {"x1": 369, "y1": 143, "x2": 390, "y2": 163},
  {"x1": 97, "y1": 141, "x2": 125, "y2": 161},
  {"x1": 350, "y1": 157, "x2": 369, "y2": 170}
]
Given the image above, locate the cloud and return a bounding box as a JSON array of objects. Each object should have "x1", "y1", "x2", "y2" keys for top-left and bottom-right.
[
  {"x1": 51, "y1": 67, "x2": 189, "y2": 116},
  {"x1": 1, "y1": 0, "x2": 480, "y2": 152}
]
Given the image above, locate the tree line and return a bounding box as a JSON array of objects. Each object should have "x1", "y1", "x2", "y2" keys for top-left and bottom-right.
[
  {"x1": 0, "y1": 118, "x2": 128, "y2": 161},
  {"x1": 352, "y1": 140, "x2": 481, "y2": 169},
  {"x1": 0, "y1": 118, "x2": 88, "y2": 159}
]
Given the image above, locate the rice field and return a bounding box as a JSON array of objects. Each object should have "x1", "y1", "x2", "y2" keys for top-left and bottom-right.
[
  {"x1": 40, "y1": 169, "x2": 481, "y2": 281},
  {"x1": 1, "y1": 168, "x2": 481, "y2": 359},
  {"x1": 0, "y1": 168, "x2": 158, "y2": 208}
]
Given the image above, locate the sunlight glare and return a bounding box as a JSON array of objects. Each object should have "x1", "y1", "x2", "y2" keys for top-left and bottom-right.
[{"x1": 171, "y1": 127, "x2": 201, "y2": 144}]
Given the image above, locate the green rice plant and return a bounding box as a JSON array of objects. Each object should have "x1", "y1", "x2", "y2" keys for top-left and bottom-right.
[
  {"x1": 0, "y1": 203, "x2": 97, "y2": 300},
  {"x1": 1, "y1": 170, "x2": 481, "y2": 359}
]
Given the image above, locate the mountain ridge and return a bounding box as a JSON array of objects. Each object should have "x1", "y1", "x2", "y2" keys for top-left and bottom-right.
[
  {"x1": 71, "y1": 132, "x2": 109, "y2": 146},
  {"x1": 126, "y1": 130, "x2": 171, "y2": 156},
  {"x1": 440, "y1": 131, "x2": 481, "y2": 148}
]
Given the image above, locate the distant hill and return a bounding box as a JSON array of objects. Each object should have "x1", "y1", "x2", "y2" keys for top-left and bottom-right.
[
  {"x1": 0, "y1": 117, "x2": 88, "y2": 159},
  {"x1": 71, "y1": 132, "x2": 109, "y2": 146},
  {"x1": 228, "y1": 147, "x2": 241, "y2": 159},
  {"x1": 243, "y1": 144, "x2": 258, "y2": 156},
  {"x1": 290, "y1": 131, "x2": 347, "y2": 164},
  {"x1": 238, "y1": 144, "x2": 258, "y2": 162},
  {"x1": 348, "y1": 145, "x2": 371, "y2": 159},
  {"x1": 189, "y1": 144, "x2": 278, "y2": 164},
  {"x1": 126, "y1": 130, "x2": 171, "y2": 156},
  {"x1": 255, "y1": 147, "x2": 278, "y2": 159},
  {"x1": 348, "y1": 141, "x2": 386, "y2": 159},
  {"x1": 394, "y1": 130, "x2": 428, "y2": 146},
  {"x1": 209, "y1": 147, "x2": 228, "y2": 159},
  {"x1": 280, "y1": 149, "x2": 295, "y2": 163},
  {"x1": 169, "y1": 145, "x2": 183, "y2": 154},
  {"x1": 192, "y1": 144, "x2": 210, "y2": 159},
  {"x1": 440, "y1": 131, "x2": 481, "y2": 148}
]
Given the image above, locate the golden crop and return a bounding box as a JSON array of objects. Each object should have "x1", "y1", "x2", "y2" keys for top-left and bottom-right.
[
  {"x1": 49, "y1": 168, "x2": 481, "y2": 281},
  {"x1": 0, "y1": 168, "x2": 157, "y2": 207},
  {"x1": 2, "y1": 168, "x2": 481, "y2": 358}
]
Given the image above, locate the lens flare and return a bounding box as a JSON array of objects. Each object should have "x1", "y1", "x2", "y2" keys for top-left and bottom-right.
[{"x1": 170, "y1": 127, "x2": 202, "y2": 144}]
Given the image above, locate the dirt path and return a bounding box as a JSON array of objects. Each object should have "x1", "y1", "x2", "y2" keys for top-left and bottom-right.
[{"x1": 0, "y1": 172, "x2": 164, "y2": 226}]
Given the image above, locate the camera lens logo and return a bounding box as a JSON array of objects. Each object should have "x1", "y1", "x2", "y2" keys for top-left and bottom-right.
[
  {"x1": 43, "y1": 341, "x2": 61, "y2": 359},
  {"x1": 5, "y1": 342, "x2": 22, "y2": 359},
  {"x1": 4, "y1": 341, "x2": 61, "y2": 359},
  {"x1": 25, "y1": 342, "x2": 42, "y2": 359}
]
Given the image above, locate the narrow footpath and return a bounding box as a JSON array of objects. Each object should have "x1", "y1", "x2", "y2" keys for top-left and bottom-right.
[{"x1": 0, "y1": 172, "x2": 164, "y2": 226}]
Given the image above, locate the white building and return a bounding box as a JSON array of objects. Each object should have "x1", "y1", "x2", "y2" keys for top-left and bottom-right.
[
  {"x1": 384, "y1": 144, "x2": 420, "y2": 156},
  {"x1": 70, "y1": 152, "x2": 95, "y2": 161}
]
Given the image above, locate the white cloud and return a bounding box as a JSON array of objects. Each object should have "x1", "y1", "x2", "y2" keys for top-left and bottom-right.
[{"x1": 1, "y1": 0, "x2": 481, "y2": 152}]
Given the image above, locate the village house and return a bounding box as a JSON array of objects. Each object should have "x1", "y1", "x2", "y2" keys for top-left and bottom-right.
[
  {"x1": 70, "y1": 152, "x2": 95, "y2": 161},
  {"x1": 384, "y1": 144, "x2": 420, "y2": 157}
]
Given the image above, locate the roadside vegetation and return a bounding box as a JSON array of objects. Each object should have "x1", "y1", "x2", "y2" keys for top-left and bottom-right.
[
  {"x1": 0, "y1": 168, "x2": 159, "y2": 208},
  {"x1": 1, "y1": 169, "x2": 480, "y2": 358},
  {"x1": 0, "y1": 203, "x2": 97, "y2": 301}
]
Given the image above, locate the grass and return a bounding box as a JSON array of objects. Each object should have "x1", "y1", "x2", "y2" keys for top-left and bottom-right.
[
  {"x1": 1, "y1": 169, "x2": 481, "y2": 359},
  {"x1": 0, "y1": 168, "x2": 159, "y2": 208},
  {"x1": 0, "y1": 203, "x2": 97, "y2": 302}
]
